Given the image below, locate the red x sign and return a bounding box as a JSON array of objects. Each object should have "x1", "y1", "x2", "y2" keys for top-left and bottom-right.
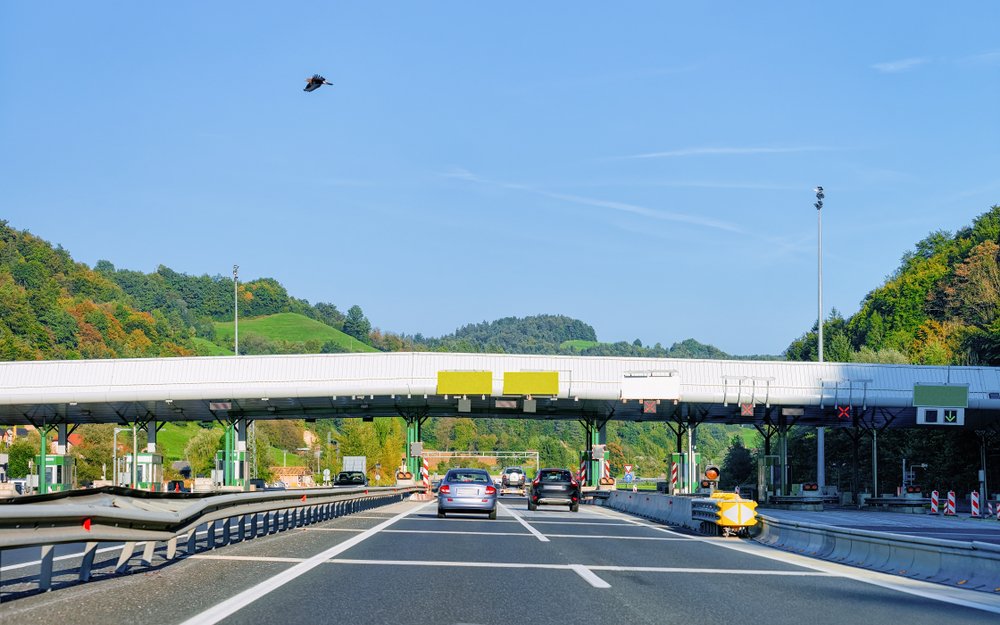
[
  {"x1": 740, "y1": 403, "x2": 754, "y2": 417},
  {"x1": 837, "y1": 405, "x2": 851, "y2": 420}
]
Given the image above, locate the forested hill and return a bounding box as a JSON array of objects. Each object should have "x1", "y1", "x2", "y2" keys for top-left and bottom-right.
[{"x1": 786, "y1": 205, "x2": 1000, "y2": 366}]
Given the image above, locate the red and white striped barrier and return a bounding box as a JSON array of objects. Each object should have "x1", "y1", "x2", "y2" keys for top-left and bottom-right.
[
  {"x1": 988, "y1": 500, "x2": 995, "y2": 519},
  {"x1": 930, "y1": 490, "x2": 939, "y2": 514},
  {"x1": 971, "y1": 490, "x2": 980, "y2": 518},
  {"x1": 578, "y1": 457, "x2": 587, "y2": 484},
  {"x1": 602, "y1": 460, "x2": 611, "y2": 482},
  {"x1": 420, "y1": 457, "x2": 430, "y2": 493},
  {"x1": 670, "y1": 462, "x2": 679, "y2": 493},
  {"x1": 945, "y1": 490, "x2": 956, "y2": 515}
]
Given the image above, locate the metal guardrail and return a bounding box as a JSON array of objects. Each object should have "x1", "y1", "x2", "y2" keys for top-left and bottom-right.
[
  {"x1": 691, "y1": 492, "x2": 759, "y2": 536},
  {"x1": 754, "y1": 513, "x2": 1000, "y2": 592},
  {"x1": 0, "y1": 485, "x2": 421, "y2": 592}
]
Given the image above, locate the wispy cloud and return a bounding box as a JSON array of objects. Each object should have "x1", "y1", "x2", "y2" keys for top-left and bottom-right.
[
  {"x1": 871, "y1": 57, "x2": 928, "y2": 73},
  {"x1": 622, "y1": 146, "x2": 837, "y2": 160},
  {"x1": 961, "y1": 50, "x2": 1000, "y2": 66},
  {"x1": 443, "y1": 168, "x2": 744, "y2": 234}
]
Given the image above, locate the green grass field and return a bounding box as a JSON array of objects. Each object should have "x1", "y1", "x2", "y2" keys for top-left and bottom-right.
[
  {"x1": 560, "y1": 339, "x2": 601, "y2": 351},
  {"x1": 192, "y1": 337, "x2": 234, "y2": 356},
  {"x1": 213, "y1": 313, "x2": 379, "y2": 352},
  {"x1": 156, "y1": 422, "x2": 222, "y2": 462}
]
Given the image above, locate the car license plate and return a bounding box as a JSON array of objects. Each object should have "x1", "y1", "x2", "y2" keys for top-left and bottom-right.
[{"x1": 457, "y1": 487, "x2": 477, "y2": 497}]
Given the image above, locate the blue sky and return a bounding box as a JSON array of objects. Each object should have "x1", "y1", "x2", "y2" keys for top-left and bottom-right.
[{"x1": 2, "y1": 2, "x2": 998, "y2": 355}]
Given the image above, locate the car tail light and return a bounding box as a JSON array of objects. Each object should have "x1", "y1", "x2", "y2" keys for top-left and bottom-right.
[
  {"x1": 485, "y1": 485, "x2": 496, "y2": 495},
  {"x1": 439, "y1": 484, "x2": 450, "y2": 494},
  {"x1": 570, "y1": 480, "x2": 579, "y2": 488},
  {"x1": 532, "y1": 479, "x2": 540, "y2": 487}
]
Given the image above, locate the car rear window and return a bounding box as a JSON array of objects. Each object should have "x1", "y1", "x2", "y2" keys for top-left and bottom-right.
[
  {"x1": 539, "y1": 470, "x2": 571, "y2": 482},
  {"x1": 448, "y1": 471, "x2": 490, "y2": 483},
  {"x1": 504, "y1": 468, "x2": 522, "y2": 474}
]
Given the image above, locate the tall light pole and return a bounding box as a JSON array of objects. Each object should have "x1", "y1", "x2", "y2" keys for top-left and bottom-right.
[
  {"x1": 814, "y1": 186, "x2": 826, "y2": 492},
  {"x1": 233, "y1": 264, "x2": 239, "y2": 356},
  {"x1": 814, "y1": 186, "x2": 824, "y2": 362}
]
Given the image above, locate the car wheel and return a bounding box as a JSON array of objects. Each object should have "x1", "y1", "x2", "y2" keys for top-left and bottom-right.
[
  {"x1": 437, "y1": 509, "x2": 445, "y2": 518},
  {"x1": 488, "y1": 508, "x2": 497, "y2": 520},
  {"x1": 527, "y1": 501, "x2": 537, "y2": 511},
  {"x1": 570, "y1": 503, "x2": 579, "y2": 512}
]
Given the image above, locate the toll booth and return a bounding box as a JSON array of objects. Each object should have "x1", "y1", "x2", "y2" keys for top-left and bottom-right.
[
  {"x1": 123, "y1": 452, "x2": 164, "y2": 491},
  {"x1": 34, "y1": 453, "x2": 75, "y2": 492},
  {"x1": 670, "y1": 452, "x2": 701, "y2": 494},
  {"x1": 212, "y1": 449, "x2": 246, "y2": 487}
]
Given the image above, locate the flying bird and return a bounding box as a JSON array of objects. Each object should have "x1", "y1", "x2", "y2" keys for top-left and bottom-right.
[{"x1": 304, "y1": 74, "x2": 333, "y2": 92}]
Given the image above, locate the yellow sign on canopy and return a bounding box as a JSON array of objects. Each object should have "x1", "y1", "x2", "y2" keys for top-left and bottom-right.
[
  {"x1": 503, "y1": 371, "x2": 559, "y2": 396},
  {"x1": 437, "y1": 371, "x2": 492, "y2": 395}
]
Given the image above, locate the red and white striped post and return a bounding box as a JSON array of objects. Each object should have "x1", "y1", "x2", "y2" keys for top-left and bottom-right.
[
  {"x1": 670, "y1": 462, "x2": 679, "y2": 494},
  {"x1": 578, "y1": 457, "x2": 587, "y2": 484},
  {"x1": 420, "y1": 457, "x2": 430, "y2": 494},
  {"x1": 988, "y1": 500, "x2": 995, "y2": 519},
  {"x1": 930, "y1": 490, "x2": 939, "y2": 514},
  {"x1": 945, "y1": 490, "x2": 957, "y2": 515},
  {"x1": 971, "y1": 490, "x2": 980, "y2": 518},
  {"x1": 602, "y1": 459, "x2": 611, "y2": 483}
]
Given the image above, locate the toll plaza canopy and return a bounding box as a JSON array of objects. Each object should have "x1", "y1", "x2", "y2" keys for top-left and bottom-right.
[{"x1": 0, "y1": 352, "x2": 998, "y2": 430}]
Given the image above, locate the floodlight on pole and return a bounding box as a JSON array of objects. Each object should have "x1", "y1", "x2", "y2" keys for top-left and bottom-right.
[{"x1": 814, "y1": 186, "x2": 826, "y2": 492}]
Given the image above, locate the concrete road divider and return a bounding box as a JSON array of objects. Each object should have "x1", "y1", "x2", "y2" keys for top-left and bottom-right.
[{"x1": 754, "y1": 513, "x2": 1000, "y2": 592}]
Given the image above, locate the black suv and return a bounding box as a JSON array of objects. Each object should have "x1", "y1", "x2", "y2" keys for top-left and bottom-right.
[
  {"x1": 334, "y1": 471, "x2": 368, "y2": 487},
  {"x1": 528, "y1": 468, "x2": 580, "y2": 512}
]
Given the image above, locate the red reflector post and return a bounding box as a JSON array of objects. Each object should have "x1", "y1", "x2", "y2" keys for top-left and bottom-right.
[{"x1": 83, "y1": 518, "x2": 92, "y2": 531}]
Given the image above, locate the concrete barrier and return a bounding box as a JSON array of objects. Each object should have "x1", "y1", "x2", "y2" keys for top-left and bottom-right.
[
  {"x1": 600, "y1": 490, "x2": 698, "y2": 531},
  {"x1": 755, "y1": 514, "x2": 1000, "y2": 592}
]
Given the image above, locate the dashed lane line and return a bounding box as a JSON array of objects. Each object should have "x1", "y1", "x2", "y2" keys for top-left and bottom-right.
[{"x1": 497, "y1": 501, "x2": 549, "y2": 542}]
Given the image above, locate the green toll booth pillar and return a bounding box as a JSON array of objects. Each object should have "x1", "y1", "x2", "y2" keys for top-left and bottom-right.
[{"x1": 405, "y1": 417, "x2": 422, "y2": 477}]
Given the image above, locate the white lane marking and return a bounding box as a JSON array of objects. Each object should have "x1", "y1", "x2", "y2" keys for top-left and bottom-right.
[
  {"x1": 569, "y1": 564, "x2": 611, "y2": 588},
  {"x1": 383, "y1": 529, "x2": 531, "y2": 537},
  {"x1": 173, "y1": 554, "x2": 837, "y2": 579},
  {"x1": 190, "y1": 555, "x2": 305, "y2": 563},
  {"x1": 497, "y1": 502, "x2": 549, "y2": 542},
  {"x1": 545, "y1": 534, "x2": 688, "y2": 541},
  {"x1": 589, "y1": 505, "x2": 1000, "y2": 615},
  {"x1": 528, "y1": 520, "x2": 638, "y2": 526},
  {"x1": 300, "y1": 528, "x2": 365, "y2": 533},
  {"x1": 177, "y1": 500, "x2": 433, "y2": 625},
  {"x1": 590, "y1": 565, "x2": 834, "y2": 576}
]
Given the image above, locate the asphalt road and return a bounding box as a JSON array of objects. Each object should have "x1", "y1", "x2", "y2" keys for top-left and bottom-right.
[{"x1": 2, "y1": 495, "x2": 999, "y2": 625}]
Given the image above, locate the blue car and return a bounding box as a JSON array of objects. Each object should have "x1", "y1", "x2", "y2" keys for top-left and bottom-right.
[{"x1": 437, "y1": 468, "x2": 498, "y2": 519}]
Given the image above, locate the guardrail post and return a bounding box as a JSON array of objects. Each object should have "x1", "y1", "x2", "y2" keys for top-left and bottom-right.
[
  {"x1": 237, "y1": 515, "x2": 246, "y2": 542},
  {"x1": 116, "y1": 542, "x2": 137, "y2": 573},
  {"x1": 249, "y1": 512, "x2": 259, "y2": 538},
  {"x1": 185, "y1": 530, "x2": 197, "y2": 555},
  {"x1": 206, "y1": 520, "x2": 217, "y2": 549},
  {"x1": 39, "y1": 544, "x2": 55, "y2": 591},
  {"x1": 222, "y1": 517, "x2": 232, "y2": 545},
  {"x1": 141, "y1": 540, "x2": 156, "y2": 566},
  {"x1": 166, "y1": 537, "x2": 178, "y2": 560},
  {"x1": 79, "y1": 541, "x2": 99, "y2": 582}
]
